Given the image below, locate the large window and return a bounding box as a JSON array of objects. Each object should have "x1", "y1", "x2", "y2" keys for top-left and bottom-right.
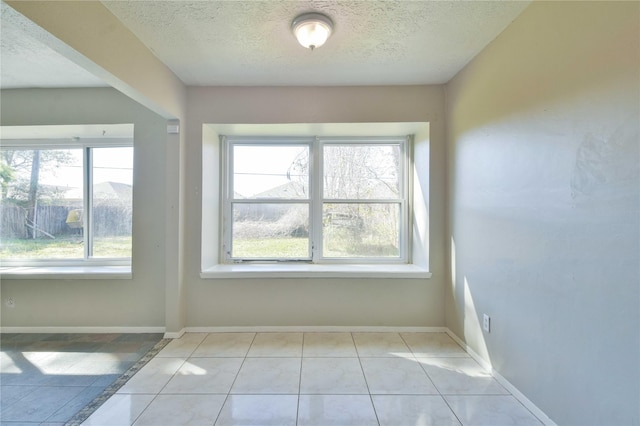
[
  {"x1": 222, "y1": 136, "x2": 410, "y2": 263},
  {"x1": 0, "y1": 143, "x2": 133, "y2": 264}
]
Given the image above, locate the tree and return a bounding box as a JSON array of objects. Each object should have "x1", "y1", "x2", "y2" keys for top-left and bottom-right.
[
  {"x1": 287, "y1": 144, "x2": 400, "y2": 199},
  {"x1": 26, "y1": 150, "x2": 41, "y2": 238},
  {"x1": 0, "y1": 158, "x2": 15, "y2": 199},
  {"x1": 1, "y1": 149, "x2": 74, "y2": 203},
  {"x1": 0, "y1": 148, "x2": 74, "y2": 238},
  {"x1": 286, "y1": 143, "x2": 402, "y2": 256}
]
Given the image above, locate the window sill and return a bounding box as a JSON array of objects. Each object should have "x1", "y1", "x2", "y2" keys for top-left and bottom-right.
[
  {"x1": 201, "y1": 263, "x2": 432, "y2": 279},
  {"x1": 0, "y1": 266, "x2": 132, "y2": 280}
]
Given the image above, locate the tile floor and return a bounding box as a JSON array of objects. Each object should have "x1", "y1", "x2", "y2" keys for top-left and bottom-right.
[
  {"x1": 83, "y1": 332, "x2": 544, "y2": 426},
  {"x1": 0, "y1": 333, "x2": 163, "y2": 425}
]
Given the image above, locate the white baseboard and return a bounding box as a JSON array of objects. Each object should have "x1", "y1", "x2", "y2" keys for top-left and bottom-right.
[
  {"x1": 0, "y1": 325, "x2": 446, "y2": 335},
  {"x1": 0, "y1": 326, "x2": 165, "y2": 334},
  {"x1": 445, "y1": 329, "x2": 557, "y2": 426},
  {"x1": 164, "y1": 328, "x2": 186, "y2": 339},
  {"x1": 184, "y1": 326, "x2": 448, "y2": 333}
]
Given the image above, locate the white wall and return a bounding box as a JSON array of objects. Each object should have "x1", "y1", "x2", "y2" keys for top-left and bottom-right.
[
  {"x1": 186, "y1": 86, "x2": 447, "y2": 327},
  {"x1": 0, "y1": 88, "x2": 169, "y2": 329},
  {"x1": 446, "y1": 2, "x2": 639, "y2": 424}
]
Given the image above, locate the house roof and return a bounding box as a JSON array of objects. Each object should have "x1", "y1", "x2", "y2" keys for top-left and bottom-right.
[
  {"x1": 63, "y1": 182, "x2": 132, "y2": 201},
  {"x1": 250, "y1": 181, "x2": 307, "y2": 199}
]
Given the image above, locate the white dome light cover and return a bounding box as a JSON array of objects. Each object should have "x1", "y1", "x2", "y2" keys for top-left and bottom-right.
[{"x1": 292, "y1": 12, "x2": 333, "y2": 50}]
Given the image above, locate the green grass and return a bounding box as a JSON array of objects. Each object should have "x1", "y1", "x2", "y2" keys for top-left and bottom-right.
[
  {"x1": 93, "y1": 236, "x2": 132, "y2": 258},
  {"x1": 0, "y1": 236, "x2": 131, "y2": 259},
  {"x1": 233, "y1": 237, "x2": 309, "y2": 258},
  {"x1": 232, "y1": 236, "x2": 398, "y2": 259},
  {"x1": 324, "y1": 241, "x2": 399, "y2": 257}
]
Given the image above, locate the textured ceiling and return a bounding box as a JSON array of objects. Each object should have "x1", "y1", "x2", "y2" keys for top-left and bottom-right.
[
  {"x1": 0, "y1": 1, "x2": 530, "y2": 89},
  {"x1": 102, "y1": 0, "x2": 530, "y2": 86},
  {"x1": 0, "y1": 3, "x2": 107, "y2": 89}
]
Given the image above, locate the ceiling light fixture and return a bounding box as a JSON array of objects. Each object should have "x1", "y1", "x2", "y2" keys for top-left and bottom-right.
[{"x1": 291, "y1": 12, "x2": 333, "y2": 50}]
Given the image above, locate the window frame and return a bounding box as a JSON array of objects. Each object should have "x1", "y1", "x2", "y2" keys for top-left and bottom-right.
[
  {"x1": 221, "y1": 135, "x2": 411, "y2": 265},
  {"x1": 0, "y1": 138, "x2": 133, "y2": 267},
  {"x1": 221, "y1": 136, "x2": 314, "y2": 262}
]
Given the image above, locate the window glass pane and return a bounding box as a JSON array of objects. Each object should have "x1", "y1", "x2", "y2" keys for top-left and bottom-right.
[
  {"x1": 233, "y1": 145, "x2": 309, "y2": 199},
  {"x1": 323, "y1": 144, "x2": 401, "y2": 199},
  {"x1": 0, "y1": 148, "x2": 84, "y2": 259},
  {"x1": 92, "y1": 147, "x2": 133, "y2": 258},
  {"x1": 232, "y1": 203, "x2": 309, "y2": 258},
  {"x1": 323, "y1": 203, "x2": 400, "y2": 258}
]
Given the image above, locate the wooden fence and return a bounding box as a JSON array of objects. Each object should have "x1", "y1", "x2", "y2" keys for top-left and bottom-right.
[
  {"x1": 0, "y1": 204, "x2": 131, "y2": 239},
  {"x1": 0, "y1": 205, "x2": 27, "y2": 238}
]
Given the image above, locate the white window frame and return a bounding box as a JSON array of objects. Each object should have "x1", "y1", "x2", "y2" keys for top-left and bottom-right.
[
  {"x1": 221, "y1": 135, "x2": 411, "y2": 264},
  {"x1": 0, "y1": 138, "x2": 133, "y2": 267}
]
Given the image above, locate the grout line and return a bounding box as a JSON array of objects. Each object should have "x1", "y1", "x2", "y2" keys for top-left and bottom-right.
[
  {"x1": 227, "y1": 332, "x2": 256, "y2": 392},
  {"x1": 350, "y1": 331, "x2": 361, "y2": 358},
  {"x1": 399, "y1": 332, "x2": 440, "y2": 395},
  {"x1": 154, "y1": 357, "x2": 187, "y2": 395},
  {"x1": 351, "y1": 332, "x2": 381, "y2": 426},
  {"x1": 213, "y1": 392, "x2": 230, "y2": 426},
  {"x1": 211, "y1": 331, "x2": 257, "y2": 426},
  {"x1": 441, "y1": 393, "x2": 465, "y2": 425},
  {"x1": 296, "y1": 333, "x2": 305, "y2": 426},
  {"x1": 131, "y1": 392, "x2": 161, "y2": 425},
  {"x1": 185, "y1": 332, "x2": 209, "y2": 358}
]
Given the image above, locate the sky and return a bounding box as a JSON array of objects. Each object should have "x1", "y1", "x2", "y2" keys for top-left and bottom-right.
[
  {"x1": 37, "y1": 147, "x2": 133, "y2": 190},
  {"x1": 233, "y1": 145, "x2": 307, "y2": 197}
]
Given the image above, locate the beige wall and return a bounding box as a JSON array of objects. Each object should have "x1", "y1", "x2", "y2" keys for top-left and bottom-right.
[
  {"x1": 445, "y1": 2, "x2": 639, "y2": 424},
  {"x1": 1, "y1": 85, "x2": 448, "y2": 329},
  {"x1": 0, "y1": 88, "x2": 168, "y2": 329},
  {"x1": 2, "y1": 1, "x2": 189, "y2": 335},
  {"x1": 6, "y1": 2, "x2": 638, "y2": 420},
  {"x1": 185, "y1": 86, "x2": 447, "y2": 327},
  {"x1": 5, "y1": 0, "x2": 186, "y2": 120}
]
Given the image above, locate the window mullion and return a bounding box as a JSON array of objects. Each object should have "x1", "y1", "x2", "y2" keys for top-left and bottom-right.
[
  {"x1": 84, "y1": 147, "x2": 93, "y2": 259},
  {"x1": 311, "y1": 137, "x2": 322, "y2": 262},
  {"x1": 222, "y1": 136, "x2": 232, "y2": 262},
  {"x1": 403, "y1": 136, "x2": 412, "y2": 262}
]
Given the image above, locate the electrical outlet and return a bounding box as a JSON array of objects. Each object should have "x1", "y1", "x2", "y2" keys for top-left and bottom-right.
[
  {"x1": 6, "y1": 297, "x2": 16, "y2": 308},
  {"x1": 483, "y1": 314, "x2": 490, "y2": 333}
]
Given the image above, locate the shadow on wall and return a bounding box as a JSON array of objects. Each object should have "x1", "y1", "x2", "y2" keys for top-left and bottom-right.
[{"x1": 449, "y1": 236, "x2": 491, "y2": 365}]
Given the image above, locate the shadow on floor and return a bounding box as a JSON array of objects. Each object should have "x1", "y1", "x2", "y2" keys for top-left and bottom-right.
[{"x1": 0, "y1": 333, "x2": 163, "y2": 425}]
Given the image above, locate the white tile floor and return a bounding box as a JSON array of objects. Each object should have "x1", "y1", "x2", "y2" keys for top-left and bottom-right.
[{"x1": 82, "y1": 332, "x2": 544, "y2": 426}]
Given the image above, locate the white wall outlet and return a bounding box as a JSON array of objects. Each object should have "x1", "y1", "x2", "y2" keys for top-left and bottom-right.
[
  {"x1": 6, "y1": 297, "x2": 16, "y2": 308},
  {"x1": 483, "y1": 314, "x2": 490, "y2": 332}
]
